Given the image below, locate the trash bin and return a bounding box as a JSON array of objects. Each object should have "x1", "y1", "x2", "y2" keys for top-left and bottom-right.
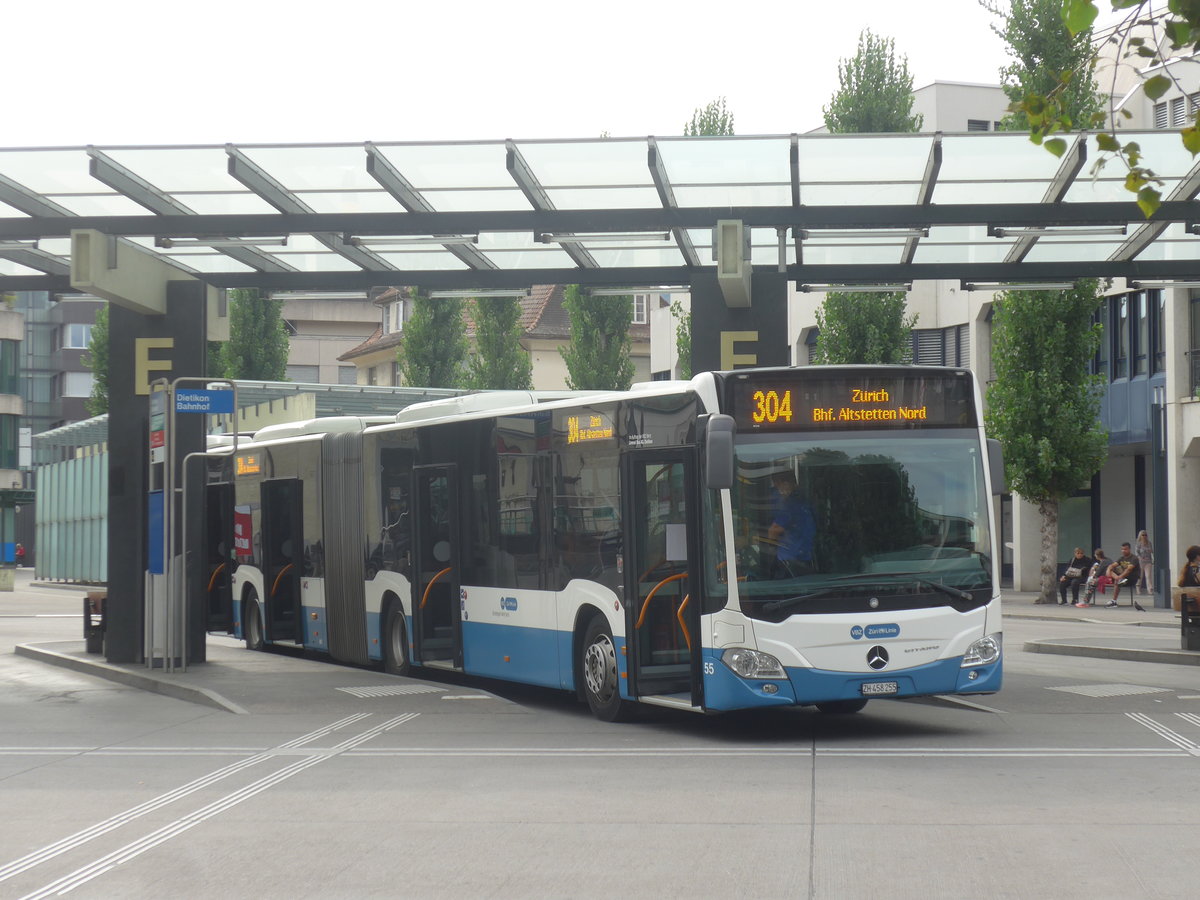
[
  {"x1": 84, "y1": 592, "x2": 106, "y2": 654},
  {"x1": 1177, "y1": 590, "x2": 1200, "y2": 651}
]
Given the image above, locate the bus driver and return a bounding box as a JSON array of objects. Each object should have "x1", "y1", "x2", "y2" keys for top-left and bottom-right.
[{"x1": 767, "y1": 470, "x2": 816, "y2": 578}]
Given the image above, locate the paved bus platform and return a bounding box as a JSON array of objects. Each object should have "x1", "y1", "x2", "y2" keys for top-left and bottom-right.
[{"x1": 6, "y1": 579, "x2": 1195, "y2": 715}]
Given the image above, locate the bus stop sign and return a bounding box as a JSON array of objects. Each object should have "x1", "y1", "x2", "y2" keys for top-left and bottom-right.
[{"x1": 175, "y1": 389, "x2": 234, "y2": 415}]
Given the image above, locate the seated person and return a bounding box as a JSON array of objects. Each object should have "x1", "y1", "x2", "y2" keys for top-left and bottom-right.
[
  {"x1": 767, "y1": 470, "x2": 816, "y2": 578},
  {"x1": 1079, "y1": 549, "x2": 1108, "y2": 606},
  {"x1": 1178, "y1": 545, "x2": 1200, "y2": 613},
  {"x1": 1105, "y1": 542, "x2": 1140, "y2": 607},
  {"x1": 1058, "y1": 547, "x2": 1090, "y2": 605}
]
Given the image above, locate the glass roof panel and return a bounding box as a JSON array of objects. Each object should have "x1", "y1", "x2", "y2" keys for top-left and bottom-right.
[
  {"x1": 421, "y1": 189, "x2": 532, "y2": 212},
  {"x1": 672, "y1": 184, "x2": 792, "y2": 207},
  {"x1": 478, "y1": 232, "x2": 538, "y2": 250},
  {"x1": 0, "y1": 258, "x2": 42, "y2": 276},
  {"x1": 372, "y1": 251, "x2": 470, "y2": 270},
  {"x1": 158, "y1": 252, "x2": 255, "y2": 273},
  {"x1": 750, "y1": 245, "x2": 795, "y2": 266},
  {"x1": 1022, "y1": 238, "x2": 1131, "y2": 262},
  {"x1": 0, "y1": 149, "x2": 95, "y2": 192},
  {"x1": 178, "y1": 192, "x2": 282, "y2": 215},
  {"x1": 933, "y1": 181, "x2": 1051, "y2": 204},
  {"x1": 50, "y1": 194, "x2": 157, "y2": 216},
  {"x1": 484, "y1": 248, "x2": 578, "y2": 269},
  {"x1": 0, "y1": 200, "x2": 31, "y2": 218},
  {"x1": 372, "y1": 143, "x2": 511, "y2": 189},
  {"x1": 270, "y1": 252, "x2": 363, "y2": 272},
  {"x1": 795, "y1": 134, "x2": 934, "y2": 185},
  {"x1": 294, "y1": 190, "x2": 405, "y2": 213},
  {"x1": 238, "y1": 145, "x2": 377, "y2": 191},
  {"x1": 939, "y1": 133, "x2": 1064, "y2": 182},
  {"x1": 801, "y1": 183, "x2": 921, "y2": 205},
  {"x1": 653, "y1": 137, "x2": 790, "y2": 186},
  {"x1": 545, "y1": 187, "x2": 663, "y2": 209},
  {"x1": 516, "y1": 139, "x2": 654, "y2": 187},
  {"x1": 798, "y1": 244, "x2": 905, "y2": 265},
  {"x1": 586, "y1": 247, "x2": 686, "y2": 267},
  {"x1": 102, "y1": 148, "x2": 236, "y2": 192}
]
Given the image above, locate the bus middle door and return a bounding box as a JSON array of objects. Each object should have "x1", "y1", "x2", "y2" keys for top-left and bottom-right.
[
  {"x1": 622, "y1": 451, "x2": 702, "y2": 707},
  {"x1": 411, "y1": 465, "x2": 462, "y2": 668}
]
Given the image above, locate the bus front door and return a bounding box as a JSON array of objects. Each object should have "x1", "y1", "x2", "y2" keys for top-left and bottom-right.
[
  {"x1": 623, "y1": 452, "x2": 702, "y2": 706},
  {"x1": 205, "y1": 482, "x2": 235, "y2": 633},
  {"x1": 412, "y1": 465, "x2": 462, "y2": 668},
  {"x1": 260, "y1": 478, "x2": 304, "y2": 644}
]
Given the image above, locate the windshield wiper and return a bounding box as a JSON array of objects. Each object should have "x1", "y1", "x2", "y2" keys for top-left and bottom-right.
[
  {"x1": 830, "y1": 571, "x2": 972, "y2": 601},
  {"x1": 762, "y1": 587, "x2": 839, "y2": 614}
]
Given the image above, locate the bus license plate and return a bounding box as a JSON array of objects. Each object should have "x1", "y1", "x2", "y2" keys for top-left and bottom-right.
[{"x1": 861, "y1": 681, "x2": 899, "y2": 696}]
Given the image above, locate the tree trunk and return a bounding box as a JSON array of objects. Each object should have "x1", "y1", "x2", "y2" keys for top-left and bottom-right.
[{"x1": 1037, "y1": 497, "x2": 1059, "y2": 603}]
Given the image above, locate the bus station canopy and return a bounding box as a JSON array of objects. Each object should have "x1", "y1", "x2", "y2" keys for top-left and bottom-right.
[{"x1": 2, "y1": 131, "x2": 1200, "y2": 293}]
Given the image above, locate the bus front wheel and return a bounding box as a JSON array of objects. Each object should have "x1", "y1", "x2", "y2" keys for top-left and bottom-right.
[
  {"x1": 244, "y1": 591, "x2": 264, "y2": 651},
  {"x1": 581, "y1": 617, "x2": 632, "y2": 722},
  {"x1": 383, "y1": 603, "x2": 411, "y2": 676}
]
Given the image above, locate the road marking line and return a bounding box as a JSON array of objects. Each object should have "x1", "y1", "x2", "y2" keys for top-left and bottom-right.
[
  {"x1": 0, "y1": 713, "x2": 370, "y2": 885},
  {"x1": 18, "y1": 714, "x2": 418, "y2": 900},
  {"x1": 1127, "y1": 712, "x2": 1200, "y2": 752}
]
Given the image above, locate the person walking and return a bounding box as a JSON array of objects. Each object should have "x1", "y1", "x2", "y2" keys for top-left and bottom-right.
[
  {"x1": 14, "y1": 543, "x2": 24, "y2": 567},
  {"x1": 1135, "y1": 530, "x2": 1154, "y2": 595}
]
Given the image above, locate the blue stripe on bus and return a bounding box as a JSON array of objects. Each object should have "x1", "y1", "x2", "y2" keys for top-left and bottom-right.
[
  {"x1": 701, "y1": 651, "x2": 1001, "y2": 711},
  {"x1": 461, "y1": 620, "x2": 564, "y2": 689}
]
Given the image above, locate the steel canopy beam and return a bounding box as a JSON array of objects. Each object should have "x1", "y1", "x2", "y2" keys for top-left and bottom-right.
[
  {"x1": 901, "y1": 133, "x2": 943, "y2": 266},
  {"x1": 505, "y1": 140, "x2": 597, "y2": 269},
  {"x1": 647, "y1": 137, "x2": 701, "y2": 267},
  {"x1": 1110, "y1": 154, "x2": 1200, "y2": 262},
  {"x1": 1003, "y1": 135, "x2": 1087, "y2": 265},
  {"x1": 226, "y1": 146, "x2": 393, "y2": 272},
  {"x1": 88, "y1": 148, "x2": 296, "y2": 274},
  {"x1": 0, "y1": 200, "x2": 1186, "y2": 241},
  {"x1": 364, "y1": 142, "x2": 498, "y2": 271}
]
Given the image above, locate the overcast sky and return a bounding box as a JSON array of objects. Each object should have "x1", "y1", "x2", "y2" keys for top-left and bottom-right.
[{"x1": 8, "y1": 0, "x2": 1022, "y2": 146}]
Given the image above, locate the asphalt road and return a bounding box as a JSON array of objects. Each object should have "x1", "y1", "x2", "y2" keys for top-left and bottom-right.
[{"x1": 2, "y1": 578, "x2": 1198, "y2": 899}]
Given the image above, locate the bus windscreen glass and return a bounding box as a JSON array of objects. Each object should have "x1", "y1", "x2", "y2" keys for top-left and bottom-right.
[{"x1": 726, "y1": 370, "x2": 977, "y2": 433}]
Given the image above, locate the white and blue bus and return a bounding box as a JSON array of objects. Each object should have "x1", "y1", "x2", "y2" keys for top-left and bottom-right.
[{"x1": 199, "y1": 365, "x2": 1004, "y2": 720}]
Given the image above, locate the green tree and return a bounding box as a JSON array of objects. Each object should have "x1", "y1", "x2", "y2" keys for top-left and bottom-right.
[
  {"x1": 815, "y1": 32, "x2": 920, "y2": 362},
  {"x1": 812, "y1": 291, "x2": 915, "y2": 364},
  {"x1": 1011, "y1": 0, "x2": 1200, "y2": 216},
  {"x1": 984, "y1": 0, "x2": 1104, "y2": 132},
  {"x1": 82, "y1": 303, "x2": 109, "y2": 416},
  {"x1": 822, "y1": 29, "x2": 923, "y2": 134},
  {"x1": 985, "y1": 283, "x2": 1108, "y2": 602},
  {"x1": 396, "y1": 290, "x2": 468, "y2": 388},
  {"x1": 466, "y1": 296, "x2": 532, "y2": 390},
  {"x1": 684, "y1": 97, "x2": 735, "y2": 136},
  {"x1": 678, "y1": 99, "x2": 735, "y2": 376},
  {"x1": 670, "y1": 298, "x2": 692, "y2": 379},
  {"x1": 219, "y1": 288, "x2": 289, "y2": 381},
  {"x1": 560, "y1": 285, "x2": 635, "y2": 391}
]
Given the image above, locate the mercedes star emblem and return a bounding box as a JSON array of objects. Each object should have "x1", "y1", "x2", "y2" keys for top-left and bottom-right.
[{"x1": 867, "y1": 646, "x2": 889, "y2": 669}]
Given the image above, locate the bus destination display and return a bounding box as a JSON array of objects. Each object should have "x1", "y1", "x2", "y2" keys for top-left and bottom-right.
[{"x1": 727, "y1": 372, "x2": 977, "y2": 432}]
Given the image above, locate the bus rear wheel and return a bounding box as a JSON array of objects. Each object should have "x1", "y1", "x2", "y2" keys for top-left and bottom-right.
[
  {"x1": 816, "y1": 698, "x2": 868, "y2": 714},
  {"x1": 581, "y1": 617, "x2": 632, "y2": 722},
  {"x1": 383, "y1": 603, "x2": 411, "y2": 676},
  {"x1": 244, "y1": 591, "x2": 264, "y2": 651}
]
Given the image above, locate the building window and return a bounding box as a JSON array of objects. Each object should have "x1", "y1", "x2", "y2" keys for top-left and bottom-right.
[
  {"x1": 1172, "y1": 96, "x2": 1187, "y2": 127},
  {"x1": 1134, "y1": 291, "x2": 1149, "y2": 376},
  {"x1": 632, "y1": 294, "x2": 649, "y2": 325},
  {"x1": 967, "y1": 119, "x2": 990, "y2": 132},
  {"x1": 1114, "y1": 296, "x2": 1130, "y2": 379},
  {"x1": 60, "y1": 323, "x2": 92, "y2": 349},
  {"x1": 0, "y1": 415, "x2": 17, "y2": 469},
  {"x1": 0, "y1": 340, "x2": 18, "y2": 395},
  {"x1": 286, "y1": 364, "x2": 320, "y2": 383},
  {"x1": 912, "y1": 328, "x2": 944, "y2": 365},
  {"x1": 60, "y1": 371, "x2": 93, "y2": 398},
  {"x1": 651, "y1": 370, "x2": 671, "y2": 381},
  {"x1": 1154, "y1": 102, "x2": 1168, "y2": 128},
  {"x1": 368, "y1": 366, "x2": 378, "y2": 386},
  {"x1": 1093, "y1": 298, "x2": 1109, "y2": 378},
  {"x1": 1152, "y1": 289, "x2": 1166, "y2": 373},
  {"x1": 391, "y1": 362, "x2": 402, "y2": 386},
  {"x1": 382, "y1": 304, "x2": 391, "y2": 335},
  {"x1": 804, "y1": 329, "x2": 820, "y2": 365},
  {"x1": 338, "y1": 365, "x2": 358, "y2": 385}
]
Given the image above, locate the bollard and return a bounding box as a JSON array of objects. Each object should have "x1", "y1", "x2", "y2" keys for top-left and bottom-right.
[{"x1": 84, "y1": 592, "x2": 106, "y2": 654}]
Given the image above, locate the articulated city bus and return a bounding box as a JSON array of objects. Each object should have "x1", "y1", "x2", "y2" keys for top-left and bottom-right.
[{"x1": 199, "y1": 365, "x2": 1004, "y2": 720}]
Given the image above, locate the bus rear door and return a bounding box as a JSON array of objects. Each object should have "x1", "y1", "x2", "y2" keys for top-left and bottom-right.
[
  {"x1": 623, "y1": 451, "x2": 702, "y2": 708},
  {"x1": 204, "y1": 482, "x2": 235, "y2": 633},
  {"x1": 260, "y1": 478, "x2": 304, "y2": 644},
  {"x1": 412, "y1": 465, "x2": 462, "y2": 669}
]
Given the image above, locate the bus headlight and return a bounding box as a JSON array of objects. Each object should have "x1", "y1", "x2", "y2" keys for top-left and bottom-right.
[
  {"x1": 722, "y1": 648, "x2": 786, "y2": 679},
  {"x1": 962, "y1": 633, "x2": 1002, "y2": 667}
]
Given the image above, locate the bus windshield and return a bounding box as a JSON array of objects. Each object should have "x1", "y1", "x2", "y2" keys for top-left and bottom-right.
[{"x1": 715, "y1": 434, "x2": 993, "y2": 620}]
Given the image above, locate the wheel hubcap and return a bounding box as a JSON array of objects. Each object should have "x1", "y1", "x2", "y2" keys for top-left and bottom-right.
[{"x1": 583, "y1": 634, "x2": 617, "y2": 703}]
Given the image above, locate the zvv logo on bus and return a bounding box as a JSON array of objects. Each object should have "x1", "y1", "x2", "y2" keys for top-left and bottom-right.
[{"x1": 500, "y1": 597, "x2": 518, "y2": 612}]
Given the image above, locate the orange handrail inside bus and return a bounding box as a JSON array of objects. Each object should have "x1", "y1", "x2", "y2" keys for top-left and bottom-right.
[
  {"x1": 635, "y1": 572, "x2": 688, "y2": 630},
  {"x1": 420, "y1": 566, "x2": 453, "y2": 609},
  {"x1": 206, "y1": 562, "x2": 227, "y2": 593},
  {"x1": 676, "y1": 593, "x2": 691, "y2": 650},
  {"x1": 270, "y1": 563, "x2": 294, "y2": 598}
]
